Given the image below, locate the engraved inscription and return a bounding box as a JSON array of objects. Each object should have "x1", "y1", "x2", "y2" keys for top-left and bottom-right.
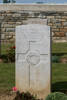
[{"x1": 26, "y1": 51, "x2": 40, "y2": 65}]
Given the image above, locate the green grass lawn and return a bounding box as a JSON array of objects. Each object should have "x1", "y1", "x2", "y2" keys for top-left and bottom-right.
[
  {"x1": 0, "y1": 63, "x2": 15, "y2": 92},
  {"x1": 52, "y1": 63, "x2": 67, "y2": 83},
  {"x1": 0, "y1": 62, "x2": 67, "y2": 92},
  {"x1": 52, "y1": 63, "x2": 67, "y2": 91},
  {"x1": 52, "y1": 42, "x2": 67, "y2": 54}
]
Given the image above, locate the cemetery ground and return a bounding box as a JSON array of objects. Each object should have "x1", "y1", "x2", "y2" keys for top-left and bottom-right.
[
  {"x1": 0, "y1": 63, "x2": 67, "y2": 92},
  {"x1": 0, "y1": 42, "x2": 67, "y2": 99}
]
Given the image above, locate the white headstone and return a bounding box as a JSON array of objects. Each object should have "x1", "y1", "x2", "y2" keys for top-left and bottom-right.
[{"x1": 16, "y1": 24, "x2": 51, "y2": 99}]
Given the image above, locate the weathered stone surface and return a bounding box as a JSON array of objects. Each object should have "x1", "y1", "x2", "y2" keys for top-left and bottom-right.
[
  {"x1": 55, "y1": 22, "x2": 61, "y2": 27},
  {"x1": 60, "y1": 28, "x2": 67, "y2": 32},
  {"x1": 16, "y1": 22, "x2": 22, "y2": 25},
  {"x1": 1, "y1": 34, "x2": 5, "y2": 39},
  {"x1": 16, "y1": 24, "x2": 51, "y2": 99},
  {"x1": 48, "y1": 23, "x2": 53, "y2": 26},
  {"x1": 0, "y1": 4, "x2": 67, "y2": 43},
  {"x1": 13, "y1": 13, "x2": 21, "y2": 17},
  {"x1": 23, "y1": 18, "x2": 47, "y2": 25},
  {"x1": 1, "y1": 28, "x2": 6, "y2": 32},
  {"x1": 52, "y1": 32, "x2": 54, "y2": 36},
  {"x1": 47, "y1": 16, "x2": 54, "y2": 19},
  {"x1": 0, "y1": 16, "x2": 4, "y2": 20},
  {"x1": 7, "y1": 22, "x2": 16, "y2": 24},
  {"x1": 61, "y1": 19, "x2": 66, "y2": 21},
  {"x1": 52, "y1": 28, "x2": 59, "y2": 32},
  {"x1": 2, "y1": 24, "x2": 15, "y2": 28},
  {"x1": 53, "y1": 37, "x2": 67, "y2": 42},
  {"x1": 55, "y1": 32, "x2": 65, "y2": 37},
  {"x1": 62, "y1": 16, "x2": 67, "y2": 19},
  {"x1": 6, "y1": 35, "x2": 13, "y2": 39},
  {"x1": 6, "y1": 28, "x2": 15, "y2": 32},
  {"x1": 65, "y1": 32, "x2": 67, "y2": 36},
  {"x1": 55, "y1": 16, "x2": 62, "y2": 19},
  {"x1": 63, "y1": 22, "x2": 67, "y2": 26}
]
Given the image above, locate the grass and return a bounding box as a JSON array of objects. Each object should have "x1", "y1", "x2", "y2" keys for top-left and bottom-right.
[
  {"x1": 52, "y1": 42, "x2": 67, "y2": 91},
  {"x1": 52, "y1": 63, "x2": 67, "y2": 91},
  {"x1": 0, "y1": 62, "x2": 67, "y2": 92},
  {"x1": 0, "y1": 63, "x2": 15, "y2": 92},
  {"x1": 52, "y1": 63, "x2": 67, "y2": 83},
  {"x1": 61, "y1": 54, "x2": 67, "y2": 58},
  {"x1": 52, "y1": 42, "x2": 67, "y2": 54}
]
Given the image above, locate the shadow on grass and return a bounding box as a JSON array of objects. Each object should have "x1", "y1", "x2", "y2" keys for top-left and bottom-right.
[{"x1": 52, "y1": 81, "x2": 67, "y2": 94}]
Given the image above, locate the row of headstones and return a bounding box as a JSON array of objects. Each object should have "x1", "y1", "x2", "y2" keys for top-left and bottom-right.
[{"x1": 16, "y1": 19, "x2": 51, "y2": 99}]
